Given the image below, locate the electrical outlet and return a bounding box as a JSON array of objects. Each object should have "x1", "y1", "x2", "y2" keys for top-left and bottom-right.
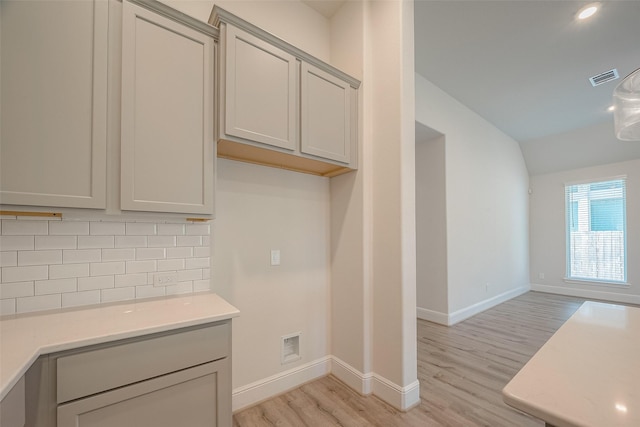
[
  {"x1": 539, "y1": 272, "x2": 545, "y2": 280},
  {"x1": 154, "y1": 272, "x2": 178, "y2": 286}
]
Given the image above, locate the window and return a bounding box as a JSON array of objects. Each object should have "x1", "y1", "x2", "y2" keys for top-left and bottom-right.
[{"x1": 565, "y1": 178, "x2": 627, "y2": 284}]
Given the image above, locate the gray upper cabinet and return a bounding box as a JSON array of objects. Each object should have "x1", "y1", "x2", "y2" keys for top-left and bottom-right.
[
  {"x1": 301, "y1": 62, "x2": 352, "y2": 164},
  {"x1": 0, "y1": 0, "x2": 217, "y2": 216},
  {"x1": 0, "y1": 0, "x2": 108, "y2": 209},
  {"x1": 211, "y1": 7, "x2": 360, "y2": 178},
  {"x1": 223, "y1": 25, "x2": 297, "y2": 151},
  {"x1": 120, "y1": 0, "x2": 216, "y2": 214}
]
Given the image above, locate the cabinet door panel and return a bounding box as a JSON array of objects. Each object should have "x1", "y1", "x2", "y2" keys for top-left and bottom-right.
[
  {"x1": 120, "y1": 1, "x2": 214, "y2": 214},
  {"x1": 0, "y1": 0, "x2": 108, "y2": 208},
  {"x1": 301, "y1": 63, "x2": 351, "y2": 164},
  {"x1": 57, "y1": 360, "x2": 228, "y2": 427},
  {"x1": 224, "y1": 25, "x2": 297, "y2": 150}
]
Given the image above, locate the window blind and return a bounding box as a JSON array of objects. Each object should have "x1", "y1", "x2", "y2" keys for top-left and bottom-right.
[{"x1": 565, "y1": 178, "x2": 627, "y2": 283}]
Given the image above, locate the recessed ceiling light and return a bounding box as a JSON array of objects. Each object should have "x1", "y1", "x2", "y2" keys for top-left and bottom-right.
[
  {"x1": 577, "y1": 3, "x2": 599, "y2": 20},
  {"x1": 608, "y1": 105, "x2": 616, "y2": 112}
]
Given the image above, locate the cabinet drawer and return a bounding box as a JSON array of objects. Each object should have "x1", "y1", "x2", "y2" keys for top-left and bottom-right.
[{"x1": 57, "y1": 322, "x2": 229, "y2": 404}]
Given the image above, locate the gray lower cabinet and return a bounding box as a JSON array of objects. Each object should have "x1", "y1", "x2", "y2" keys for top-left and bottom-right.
[
  {"x1": 0, "y1": 377, "x2": 25, "y2": 427},
  {"x1": 23, "y1": 321, "x2": 232, "y2": 427},
  {"x1": 57, "y1": 360, "x2": 228, "y2": 427}
]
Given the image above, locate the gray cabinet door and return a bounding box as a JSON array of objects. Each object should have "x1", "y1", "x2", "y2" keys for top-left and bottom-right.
[
  {"x1": 300, "y1": 62, "x2": 351, "y2": 164},
  {"x1": 120, "y1": 0, "x2": 215, "y2": 214},
  {"x1": 222, "y1": 24, "x2": 297, "y2": 151},
  {"x1": 57, "y1": 359, "x2": 231, "y2": 427},
  {"x1": 0, "y1": 0, "x2": 108, "y2": 208}
]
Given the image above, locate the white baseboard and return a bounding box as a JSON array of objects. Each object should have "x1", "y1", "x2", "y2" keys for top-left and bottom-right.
[
  {"x1": 232, "y1": 356, "x2": 331, "y2": 412},
  {"x1": 418, "y1": 285, "x2": 531, "y2": 326},
  {"x1": 372, "y1": 375, "x2": 421, "y2": 411},
  {"x1": 330, "y1": 356, "x2": 372, "y2": 395},
  {"x1": 448, "y1": 285, "x2": 530, "y2": 325},
  {"x1": 233, "y1": 355, "x2": 421, "y2": 412},
  {"x1": 531, "y1": 283, "x2": 640, "y2": 305},
  {"x1": 416, "y1": 306, "x2": 448, "y2": 325}
]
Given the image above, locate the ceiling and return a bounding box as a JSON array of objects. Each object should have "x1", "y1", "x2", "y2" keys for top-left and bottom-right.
[{"x1": 414, "y1": 0, "x2": 640, "y2": 143}]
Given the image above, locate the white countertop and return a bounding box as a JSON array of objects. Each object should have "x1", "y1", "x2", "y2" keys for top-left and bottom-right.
[
  {"x1": 0, "y1": 292, "x2": 239, "y2": 401},
  {"x1": 503, "y1": 301, "x2": 640, "y2": 427}
]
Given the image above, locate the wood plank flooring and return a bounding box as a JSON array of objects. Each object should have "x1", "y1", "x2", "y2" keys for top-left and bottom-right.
[{"x1": 232, "y1": 292, "x2": 596, "y2": 426}]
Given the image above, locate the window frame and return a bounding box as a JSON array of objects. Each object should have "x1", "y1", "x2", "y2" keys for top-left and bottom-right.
[{"x1": 564, "y1": 176, "x2": 628, "y2": 286}]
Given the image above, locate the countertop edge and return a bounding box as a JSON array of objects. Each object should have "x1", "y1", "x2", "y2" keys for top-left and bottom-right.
[{"x1": 0, "y1": 292, "x2": 239, "y2": 401}]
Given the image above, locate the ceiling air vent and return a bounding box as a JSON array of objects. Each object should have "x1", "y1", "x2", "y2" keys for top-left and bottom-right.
[{"x1": 589, "y1": 69, "x2": 619, "y2": 87}]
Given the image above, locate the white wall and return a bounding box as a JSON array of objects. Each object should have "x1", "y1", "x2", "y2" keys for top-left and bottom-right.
[
  {"x1": 415, "y1": 134, "x2": 448, "y2": 317},
  {"x1": 329, "y1": 0, "x2": 369, "y2": 381},
  {"x1": 369, "y1": 0, "x2": 418, "y2": 406},
  {"x1": 415, "y1": 73, "x2": 530, "y2": 321},
  {"x1": 520, "y1": 121, "x2": 640, "y2": 176},
  {"x1": 212, "y1": 159, "x2": 331, "y2": 396},
  {"x1": 530, "y1": 159, "x2": 640, "y2": 304}
]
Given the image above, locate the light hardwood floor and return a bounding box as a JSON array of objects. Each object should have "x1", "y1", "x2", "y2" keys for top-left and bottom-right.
[{"x1": 232, "y1": 292, "x2": 594, "y2": 426}]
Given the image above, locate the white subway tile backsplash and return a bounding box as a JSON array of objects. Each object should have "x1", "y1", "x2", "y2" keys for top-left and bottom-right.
[
  {"x1": 0, "y1": 236, "x2": 35, "y2": 251},
  {"x1": 177, "y1": 236, "x2": 201, "y2": 247},
  {"x1": 17, "y1": 294, "x2": 61, "y2": 313},
  {"x1": 185, "y1": 224, "x2": 210, "y2": 236},
  {"x1": 136, "y1": 248, "x2": 165, "y2": 260},
  {"x1": 0, "y1": 299, "x2": 16, "y2": 315},
  {"x1": 62, "y1": 290, "x2": 100, "y2": 308},
  {"x1": 2, "y1": 220, "x2": 48, "y2": 235},
  {"x1": 18, "y1": 250, "x2": 63, "y2": 266},
  {"x1": 136, "y1": 284, "x2": 166, "y2": 299},
  {"x1": 167, "y1": 247, "x2": 192, "y2": 259},
  {"x1": 114, "y1": 273, "x2": 148, "y2": 287},
  {"x1": 35, "y1": 236, "x2": 77, "y2": 250},
  {"x1": 157, "y1": 258, "x2": 184, "y2": 271},
  {"x1": 35, "y1": 278, "x2": 77, "y2": 295},
  {"x1": 186, "y1": 257, "x2": 209, "y2": 269},
  {"x1": 63, "y1": 249, "x2": 101, "y2": 264},
  {"x1": 157, "y1": 224, "x2": 184, "y2": 236},
  {"x1": 126, "y1": 260, "x2": 157, "y2": 274},
  {"x1": 90, "y1": 222, "x2": 125, "y2": 236},
  {"x1": 0, "y1": 281, "x2": 35, "y2": 299},
  {"x1": 78, "y1": 236, "x2": 115, "y2": 249},
  {"x1": 78, "y1": 276, "x2": 114, "y2": 291},
  {"x1": 193, "y1": 246, "x2": 210, "y2": 258},
  {"x1": 90, "y1": 262, "x2": 125, "y2": 277},
  {"x1": 101, "y1": 287, "x2": 135, "y2": 303},
  {"x1": 178, "y1": 269, "x2": 202, "y2": 282},
  {"x1": 2, "y1": 265, "x2": 48, "y2": 283},
  {"x1": 166, "y1": 282, "x2": 193, "y2": 295},
  {"x1": 147, "y1": 236, "x2": 175, "y2": 248},
  {"x1": 49, "y1": 221, "x2": 89, "y2": 236},
  {"x1": 126, "y1": 222, "x2": 156, "y2": 235},
  {"x1": 49, "y1": 263, "x2": 89, "y2": 279},
  {"x1": 193, "y1": 279, "x2": 211, "y2": 292},
  {"x1": 102, "y1": 248, "x2": 136, "y2": 262},
  {"x1": 0, "y1": 251, "x2": 18, "y2": 267},
  {"x1": 114, "y1": 236, "x2": 147, "y2": 248},
  {"x1": 1, "y1": 218, "x2": 211, "y2": 314}
]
